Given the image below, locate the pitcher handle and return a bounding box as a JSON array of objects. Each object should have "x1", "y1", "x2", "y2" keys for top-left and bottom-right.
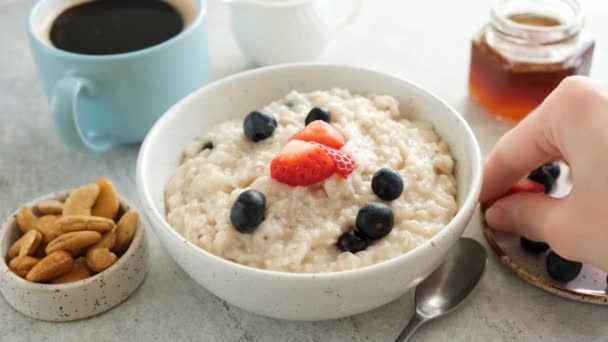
[
  {"x1": 335, "y1": 0, "x2": 361, "y2": 31},
  {"x1": 51, "y1": 76, "x2": 115, "y2": 152}
]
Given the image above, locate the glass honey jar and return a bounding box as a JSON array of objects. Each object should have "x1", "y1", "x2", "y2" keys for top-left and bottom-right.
[{"x1": 468, "y1": 0, "x2": 594, "y2": 122}]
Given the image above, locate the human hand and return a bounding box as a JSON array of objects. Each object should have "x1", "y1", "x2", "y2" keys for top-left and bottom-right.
[{"x1": 481, "y1": 76, "x2": 608, "y2": 272}]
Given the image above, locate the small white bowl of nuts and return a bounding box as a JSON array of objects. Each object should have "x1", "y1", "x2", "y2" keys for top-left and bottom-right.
[{"x1": 0, "y1": 178, "x2": 149, "y2": 321}]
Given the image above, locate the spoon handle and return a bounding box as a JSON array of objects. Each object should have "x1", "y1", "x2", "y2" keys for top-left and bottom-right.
[{"x1": 395, "y1": 313, "x2": 424, "y2": 342}]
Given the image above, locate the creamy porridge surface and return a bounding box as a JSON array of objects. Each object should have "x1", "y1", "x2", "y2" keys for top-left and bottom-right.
[{"x1": 164, "y1": 89, "x2": 458, "y2": 272}]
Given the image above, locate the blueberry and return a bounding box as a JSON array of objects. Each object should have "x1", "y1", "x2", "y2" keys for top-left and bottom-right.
[
  {"x1": 356, "y1": 202, "x2": 394, "y2": 240},
  {"x1": 337, "y1": 231, "x2": 368, "y2": 253},
  {"x1": 371, "y1": 167, "x2": 404, "y2": 201},
  {"x1": 202, "y1": 141, "x2": 213, "y2": 150},
  {"x1": 305, "y1": 107, "x2": 331, "y2": 125},
  {"x1": 283, "y1": 100, "x2": 296, "y2": 108},
  {"x1": 546, "y1": 251, "x2": 582, "y2": 282},
  {"x1": 528, "y1": 163, "x2": 560, "y2": 194},
  {"x1": 230, "y1": 190, "x2": 266, "y2": 233},
  {"x1": 243, "y1": 111, "x2": 277, "y2": 142},
  {"x1": 520, "y1": 237, "x2": 549, "y2": 254},
  {"x1": 544, "y1": 163, "x2": 561, "y2": 179}
]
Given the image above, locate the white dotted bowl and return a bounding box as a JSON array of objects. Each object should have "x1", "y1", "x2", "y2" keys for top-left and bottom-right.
[
  {"x1": 137, "y1": 64, "x2": 482, "y2": 320},
  {"x1": 0, "y1": 190, "x2": 149, "y2": 321}
]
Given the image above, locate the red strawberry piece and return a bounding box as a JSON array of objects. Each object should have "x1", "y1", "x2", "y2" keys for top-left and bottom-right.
[
  {"x1": 482, "y1": 179, "x2": 545, "y2": 211},
  {"x1": 291, "y1": 120, "x2": 345, "y2": 149},
  {"x1": 311, "y1": 142, "x2": 355, "y2": 178},
  {"x1": 270, "y1": 140, "x2": 336, "y2": 186}
]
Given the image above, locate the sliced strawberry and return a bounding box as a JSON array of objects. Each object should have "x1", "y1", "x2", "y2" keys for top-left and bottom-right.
[
  {"x1": 270, "y1": 140, "x2": 335, "y2": 186},
  {"x1": 291, "y1": 120, "x2": 345, "y2": 149},
  {"x1": 311, "y1": 142, "x2": 355, "y2": 178},
  {"x1": 482, "y1": 179, "x2": 545, "y2": 211}
]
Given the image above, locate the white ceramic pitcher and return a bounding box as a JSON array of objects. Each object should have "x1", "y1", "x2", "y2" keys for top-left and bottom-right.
[{"x1": 224, "y1": 0, "x2": 361, "y2": 66}]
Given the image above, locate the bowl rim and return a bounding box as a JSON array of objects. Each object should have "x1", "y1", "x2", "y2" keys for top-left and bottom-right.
[
  {"x1": 136, "y1": 63, "x2": 483, "y2": 280},
  {"x1": 0, "y1": 189, "x2": 145, "y2": 291}
]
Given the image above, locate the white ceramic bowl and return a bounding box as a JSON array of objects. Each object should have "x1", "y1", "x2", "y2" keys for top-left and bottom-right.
[
  {"x1": 0, "y1": 191, "x2": 148, "y2": 321},
  {"x1": 136, "y1": 64, "x2": 482, "y2": 321}
]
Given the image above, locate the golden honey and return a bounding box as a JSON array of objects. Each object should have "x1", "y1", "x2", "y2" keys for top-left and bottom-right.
[{"x1": 468, "y1": 1, "x2": 594, "y2": 122}]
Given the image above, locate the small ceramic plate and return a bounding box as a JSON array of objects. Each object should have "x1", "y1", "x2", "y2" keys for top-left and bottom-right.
[{"x1": 483, "y1": 164, "x2": 608, "y2": 305}]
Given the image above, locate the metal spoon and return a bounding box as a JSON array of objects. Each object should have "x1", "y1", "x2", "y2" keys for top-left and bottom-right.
[{"x1": 395, "y1": 238, "x2": 487, "y2": 342}]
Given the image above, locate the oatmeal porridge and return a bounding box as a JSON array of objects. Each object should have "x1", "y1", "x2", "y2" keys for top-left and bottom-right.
[{"x1": 164, "y1": 89, "x2": 458, "y2": 273}]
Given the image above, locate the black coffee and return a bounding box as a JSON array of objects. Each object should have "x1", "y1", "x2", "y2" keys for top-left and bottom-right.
[{"x1": 50, "y1": 0, "x2": 184, "y2": 55}]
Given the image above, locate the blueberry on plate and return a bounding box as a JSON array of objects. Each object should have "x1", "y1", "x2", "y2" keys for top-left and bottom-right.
[
  {"x1": 371, "y1": 167, "x2": 404, "y2": 201},
  {"x1": 202, "y1": 141, "x2": 213, "y2": 150},
  {"x1": 528, "y1": 163, "x2": 560, "y2": 194},
  {"x1": 305, "y1": 107, "x2": 331, "y2": 125},
  {"x1": 243, "y1": 110, "x2": 277, "y2": 142},
  {"x1": 356, "y1": 202, "x2": 394, "y2": 240},
  {"x1": 546, "y1": 251, "x2": 582, "y2": 282},
  {"x1": 337, "y1": 231, "x2": 368, "y2": 253},
  {"x1": 230, "y1": 190, "x2": 266, "y2": 233},
  {"x1": 520, "y1": 237, "x2": 549, "y2": 254}
]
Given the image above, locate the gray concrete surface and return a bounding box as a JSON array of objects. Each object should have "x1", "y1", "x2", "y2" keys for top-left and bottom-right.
[{"x1": 1, "y1": 0, "x2": 608, "y2": 341}]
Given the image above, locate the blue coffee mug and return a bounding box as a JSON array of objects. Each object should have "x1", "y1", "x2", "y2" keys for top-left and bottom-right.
[{"x1": 28, "y1": 0, "x2": 209, "y2": 152}]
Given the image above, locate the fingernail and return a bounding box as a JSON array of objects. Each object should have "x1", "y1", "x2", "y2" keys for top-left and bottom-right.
[{"x1": 485, "y1": 205, "x2": 503, "y2": 228}]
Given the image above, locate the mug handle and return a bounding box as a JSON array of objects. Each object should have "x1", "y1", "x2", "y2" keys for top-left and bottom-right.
[
  {"x1": 335, "y1": 0, "x2": 362, "y2": 32},
  {"x1": 51, "y1": 76, "x2": 115, "y2": 152}
]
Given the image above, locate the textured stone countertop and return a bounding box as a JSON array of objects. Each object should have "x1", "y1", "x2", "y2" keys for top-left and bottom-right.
[{"x1": 1, "y1": 0, "x2": 608, "y2": 341}]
